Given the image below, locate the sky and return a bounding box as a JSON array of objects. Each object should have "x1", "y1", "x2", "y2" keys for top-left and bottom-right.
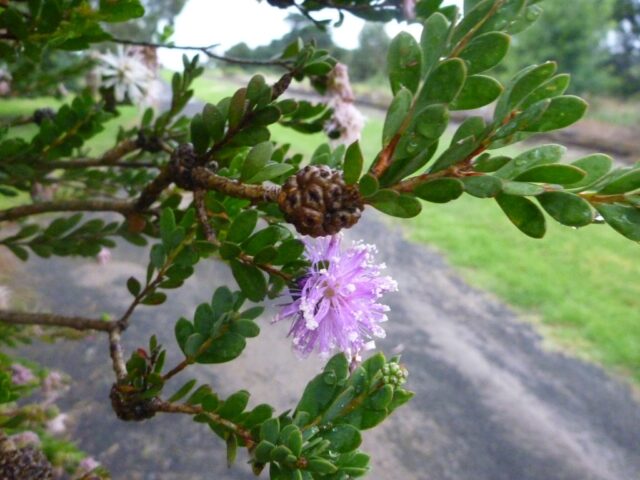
[{"x1": 159, "y1": 0, "x2": 460, "y2": 69}]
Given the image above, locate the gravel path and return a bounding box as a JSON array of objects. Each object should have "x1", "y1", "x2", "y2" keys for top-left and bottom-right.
[{"x1": 18, "y1": 212, "x2": 640, "y2": 480}]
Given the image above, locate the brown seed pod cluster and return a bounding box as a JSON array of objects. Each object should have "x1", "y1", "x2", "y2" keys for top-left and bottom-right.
[
  {"x1": 278, "y1": 165, "x2": 363, "y2": 237},
  {"x1": 0, "y1": 442, "x2": 53, "y2": 480}
]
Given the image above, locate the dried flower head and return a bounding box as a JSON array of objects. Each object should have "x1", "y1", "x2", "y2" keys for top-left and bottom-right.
[
  {"x1": 275, "y1": 234, "x2": 397, "y2": 358},
  {"x1": 0, "y1": 285, "x2": 10, "y2": 309},
  {"x1": 94, "y1": 46, "x2": 157, "y2": 105},
  {"x1": 324, "y1": 63, "x2": 365, "y2": 146}
]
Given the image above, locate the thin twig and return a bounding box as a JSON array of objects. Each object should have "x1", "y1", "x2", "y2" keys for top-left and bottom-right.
[
  {"x1": 0, "y1": 199, "x2": 133, "y2": 222},
  {"x1": 0, "y1": 310, "x2": 116, "y2": 332},
  {"x1": 109, "y1": 329, "x2": 127, "y2": 381},
  {"x1": 110, "y1": 37, "x2": 293, "y2": 69},
  {"x1": 192, "y1": 167, "x2": 281, "y2": 203}
]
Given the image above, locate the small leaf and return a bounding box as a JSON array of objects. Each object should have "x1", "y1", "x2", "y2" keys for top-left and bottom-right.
[
  {"x1": 459, "y1": 32, "x2": 510, "y2": 75},
  {"x1": 203, "y1": 103, "x2": 225, "y2": 142},
  {"x1": 126, "y1": 277, "x2": 141, "y2": 296},
  {"x1": 538, "y1": 192, "x2": 594, "y2": 227},
  {"x1": 418, "y1": 58, "x2": 467, "y2": 106},
  {"x1": 496, "y1": 193, "x2": 547, "y2": 238},
  {"x1": 451, "y1": 75, "x2": 503, "y2": 111},
  {"x1": 495, "y1": 144, "x2": 566, "y2": 179},
  {"x1": 218, "y1": 390, "x2": 250, "y2": 420},
  {"x1": 474, "y1": 155, "x2": 511, "y2": 173},
  {"x1": 421, "y1": 12, "x2": 451, "y2": 76},
  {"x1": 368, "y1": 190, "x2": 422, "y2": 218},
  {"x1": 462, "y1": 175, "x2": 503, "y2": 198},
  {"x1": 415, "y1": 104, "x2": 449, "y2": 139},
  {"x1": 523, "y1": 96, "x2": 588, "y2": 132},
  {"x1": 388, "y1": 32, "x2": 422, "y2": 95},
  {"x1": 596, "y1": 204, "x2": 640, "y2": 241},
  {"x1": 344, "y1": 142, "x2": 364, "y2": 184},
  {"x1": 359, "y1": 173, "x2": 380, "y2": 197},
  {"x1": 322, "y1": 424, "x2": 362, "y2": 453},
  {"x1": 383, "y1": 88, "x2": 413, "y2": 146},
  {"x1": 168, "y1": 379, "x2": 198, "y2": 402},
  {"x1": 568, "y1": 154, "x2": 612, "y2": 190},
  {"x1": 514, "y1": 164, "x2": 586, "y2": 185},
  {"x1": 414, "y1": 178, "x2": 464, "y2": 203},
  {"x1": 230, "y1": 260, "x2": 267, "y2": 302},
  {"x1": 598, "y1": 170, "x2": 640, "y2": 195},
  {"x1": 190, "y1": 114, "x2": 211, "y2": 154},
  {"x1": 501, "y1": 181, "x2": 545, "y2": 196},
  {"x1": 241, "y1": 142, "x2": 273, "y2": 181},
  {"x1": 246, "y1": 163, "x2": 295, "y2": 184},
  {"x1": 228, "y1": 210, "x2": 258, "y2": 243}
]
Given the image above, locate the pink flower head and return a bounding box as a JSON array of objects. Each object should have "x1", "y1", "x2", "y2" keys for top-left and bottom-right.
[
  {"x1": 11, "y1": 363, "x2": 35, "y2": 385},
  {"x1": 46, "y1": 413, "x2": 69, "y2": 435},
  {"x1": 9, "y1": 431, "x2": 40, "y2": 447},
  {"x1": 325, "y1": 63, "x2": 365, "y2": 146},
  {"x1": 96, "y1": 247, "x2": 112, "y2": 265},
  {"x1": 275, "y1": 234, "x2": 397, "y2": 358},
  {"x1": 76, "y1": 457, "x2": 101, "y2": 475},
  {"x1": 403, "y1": 0, "x2": 417, "y2": 20},
  {"x1": 0, "y1": 285, "x2": 11, "y2": 309}
]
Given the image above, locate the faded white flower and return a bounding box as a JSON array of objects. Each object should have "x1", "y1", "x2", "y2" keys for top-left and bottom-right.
[
  {"x1": 403, "y1": 0, "x2": 417, "y2": 20},
  {"x1": 11, "y1": 364, "x2": 35, "y2": 385},
  {"x1": 0, "y1": 67, "x2": 11, "y2": 96},
  {"x1": 94, "y1": 46, "x2": 156, "y2": 104},
  {"x1": 9, "y1": 431, "x2": 40, "y2": 448},
  {"x1": 46, "y1": 413, "x2": 69, "y2": 435},
  {"x1": 74, "y1": 457, "x2": 100, "y2": 477},
  {"x1": 96, "y1": 247, "x2": 112, "y2": 266},
  {"x1": 0, "y1": 285, "x2": 11, "y2": 309},
  {"x1": 43, "y1": 370, "x2": 68, "y2": 404},
  {"x1": 324, "y1": 64, "x2": 365, "y2": 147}
]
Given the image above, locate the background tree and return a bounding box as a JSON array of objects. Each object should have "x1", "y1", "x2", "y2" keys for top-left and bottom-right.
[
  {"x1": 609, "y1": 0, "x2": 640, "y2": 96},
  {"x1": 347, "y1": 24, "x2": 390, "y2": 82}
]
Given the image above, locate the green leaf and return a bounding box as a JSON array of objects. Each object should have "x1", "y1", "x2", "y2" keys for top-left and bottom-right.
[
  {"x1": 260, "y1": 418, "x2": 280, "y2": 443},
  {"x1": 420, "y1": 12, "x2": 451, "y2": 77},
  {"x1": 159, "y1": 208, "x2": 176, "y2": 245},
  {"x1": 494, "y1": 144, "x2": 566, "y2": 179},
  {"x1": 241, "y1": 142, "x2": 273, "y2": 181},
  {"x1": 451, "y1": 75, "x2": 503, "y2": 110},
  {"x1": 515, "y1": 164, "x2": 586, "y2": 185},
  {"x1": 359, "y1": 173, "x2": 380, "y2": 197},
  {"x1": 538, "y1": 192, "x2": 594, "y2": 227},
  {"x1": 175, "y1": 318, "x2": 194, "y2": 352},
  {"x1": 231, "y1": 319, "x2": 260, "y2": 338},
  {"x1": 322, "y1": 424, "x2": 362, "y2": 453},
  {"x1": 142, "y1": 291, "x2": 167, "y2": 306},
  {"x1": 596, "y1": 204, "x2": 640, "y2": 241},
  {"x1": 190, "y1": 114, "x2": 211, "y2": 154},
  {"x1": 202, "y1": 103, "x2": 225, "y2": 142},
  {"x1": 414, "y1": 178, "x2": 464, "y2": 203},
  {"x1": 228, "y1": 210, "x2": 258, "y2": 243},
  {"x1": 415, "y1": 104, "x2": 449, "y2": 139},
  {"x1": 168, "y1": 379, "x2": 198, "y2": 402},
  {"x1": 388, "y1": 32, "x2": 422, "y2": 95},
  {"x1": 496, "y1": 193, "x2": 546, "y2": 238},
  {"x1": 247, "y1": 74, "x2": 267, "y2": 102},
  {"x1": 308, "y1": 459, "x2": 338, "y2": 475},
  {"x1": 230, "y1": 260, "x2": 267, "y2": 302},
  {"x1": 246, "y1": 163, "x2": 294, "y2": 184},
  {"x1": 383, "y1": 88, "x2": 413, "y2": 147},
  {"x1": 344, "y1": 142, "x2": 364, "y2": 184},
  {"x1": 429, "y1": 136, "x2": 477, "y2": 173},
  {"x1": 495, "y1": 62, "x2": 557, "y2": 121},
  {"x1": 474, "y1": 155, "x2": 511, "y2": 173},
  {"x1": 273, "y1": 239, "x2": 305, "y2": 265},
  {"x1": 501, "y1": 181, "x2": 545, "y2": 196},
  {"x1": 598, "y1": 170, "x2": 640, "y2": 195},
  {"x1": 462, "y1": 175, "x2": 503, "y2": 198},
  {"x1": 452, "y1": 116, "x2": 486, "y2": 145},
  {"x1": 368, "y1": 190, "x2": 422, "y2": 218},
  {"x1": 194, "y1": 303, "x2": 215, "y2": 335},
  {"x1": 520, "y1": 74, "x2": 571, "y2": 110},
  {"x1": 459, "y1": 32, "x2": 510, "y2": 75},
  {"x1": 126, "y1": 277, "x2": 141, "y2": 296},
  {"x1": 226, "y1": 434, "x2": 237, "y2": 467},
  {"x1": 523, "y1": 96, "x2": 588, "y2": 132},
  {"x1": 99, "y1": 0, "x2": 144, "y2": 21},
  {"x1": 184, "y1": 333, "x2": 206, "y2": 357},
  {"x1": 198, "y1": 333, "x2": 246, "y2": 364},
  {"x1": 418, "y1": 58, "x2": 467, "y2": 106},
  {"x1": 567, "y1": 154, "x2": 612, "y2": 190},
  {"x1": 218, "y1": 390, "x2": 250, "y2": 419},
  {"x1": 228, "y1": 88, "x2": 247, "y2": 130},
  {"x1": 244, "y1": 404, "x2": 274, "y2": 428}
]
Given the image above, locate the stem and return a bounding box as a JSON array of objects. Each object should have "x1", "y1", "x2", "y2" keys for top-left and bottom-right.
[
  {"x1": 40, "y1": 139, "x2": 140, "y2": 170},
  {"x1": 0, "y1": 310, "x2": 116, "y2": 332},
  {"x1": 162, "y1": 336, "x2": 214, "y2": 382},
  {"x1": 192, "y1": 168, "x2": 280, "y2": 203},
  {"x1": 109, "y1": 329, "x2": 127, "y2": 381},
  {"x1": 154, "y1": 401, "x2": 255, "y2": 448},
  {"x1": 0, "y1": 199, "x2": 133, "y2": 223},
  {"x1": 110, "y1": 38, "x2": 293, "y2": 69}
]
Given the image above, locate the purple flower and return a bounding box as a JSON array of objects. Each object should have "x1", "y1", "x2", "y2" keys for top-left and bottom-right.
[
  {"x1": 11, "y1": 364, "x2": 35, "y2": 385},
  {"x1": 96, "y1": 247, "x2": 112, "y2": 265},
  {"x1": 275, "y1": 234, "x2": 397, "y2": 358}
]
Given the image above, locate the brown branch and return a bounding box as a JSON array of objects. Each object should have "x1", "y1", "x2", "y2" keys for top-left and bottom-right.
[
  {"x1": 192, "y1": 167, "x2": 280, "y2": 203},
  {"x1": 0, "y1": 310, "x2": 116, "y2": 332},
  {"x1": 0, "y1": 199, "x2": 133, "y2": 222},
  {"x1": 153, "y1": 401, "x2": 256, "y2": 448},
  {"x1": 110, "y1": 38, "x2": 293, "y2": 69},
  {"x1": 37, "y1": 139, "x2": 141, "y2": 170}
]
